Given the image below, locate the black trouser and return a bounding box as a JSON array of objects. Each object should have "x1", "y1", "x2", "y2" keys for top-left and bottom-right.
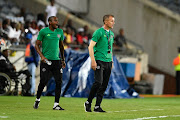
[
  {"x1": 87, "y1": 60, "x2": 112, "y2": 106},
  {"x1": 36, "y1": 60, "x2": 62, "y2": 103},
  {"x1": 176, "y1": 71, "x2": 180, "y2": 95}
]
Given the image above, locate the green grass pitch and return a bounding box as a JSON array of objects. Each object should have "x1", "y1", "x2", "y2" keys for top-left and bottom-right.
[{"x1": 0, "y1": 96, "x2": 180, "y2": 120}]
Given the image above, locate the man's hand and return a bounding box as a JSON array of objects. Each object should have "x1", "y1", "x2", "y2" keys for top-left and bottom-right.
[
  {"x1": 88, "y1": 40, "x2": 97, "y2": 70},
  {"x1": 13, "y1": 65, "x2": 16, "y2": 71},
  {"x1": 61, "y1": 60, "x2": 66, "y2": 69},
  {"x1": 41, "y1": 56, "x2": 47, "y2": 63},
  {"x1": 91, "y1": 60, "x2": 97, "y2": 71},
  {"x1": 111, "y1": 62, "x2": 114, "y2": 69}
]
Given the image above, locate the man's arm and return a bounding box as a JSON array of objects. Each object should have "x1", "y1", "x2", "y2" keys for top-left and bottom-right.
[
  {"x1": 112, "y1": 53, "x2": 114, "y2": 69},
  {"x1": 35, "y1": 40, "x2": 46, "y2": 62},
  {"x1": 123, "y1": 37, "x2": 129, "y2": 49},
  {"x1": 59, "y1": 40, "x2": 66, "y2": 68},
  {"x1": 62, "y1": 13, "x2": 70, "y2": 27},
  {"x1": 31, "y1": 46, "x2": 39, "y2": 67},
  {"x1": 88, "y1": 40, "x2": 97, "y2": 70},
  {"x1": 0, "y1": 60, "x2": 13, "y2": 72},
  {"x1": 0, "y1": 60, "x2": 7, "y2": 72}
]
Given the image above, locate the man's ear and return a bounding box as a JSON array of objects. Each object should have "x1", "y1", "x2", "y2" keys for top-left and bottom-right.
[
  {"x1": 104, "y1": 20, "x2": 108, "y2": 25},
  {"x1": 49, "y1": 20, "x2": 52, "y2": 25}
]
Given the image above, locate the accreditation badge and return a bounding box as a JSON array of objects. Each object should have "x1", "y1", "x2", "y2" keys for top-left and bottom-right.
[
  {"x1": 57, "y1": 34, "x2": 61, "y2": 38},
  {"x1": 60, "y1": 68, "x2": 63, "y2": 73},
  {"x1": 110, "y1": 35, "x2": 113, "y2": 39}
]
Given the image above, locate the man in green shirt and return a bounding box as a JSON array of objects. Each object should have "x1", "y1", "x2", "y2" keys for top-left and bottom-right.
[
  {"x1": 33, "y1": 16, "x2": 66, "y2": 110},
  {"x1": 84, "y1": 14, "x2": 115, "y2": 112}
]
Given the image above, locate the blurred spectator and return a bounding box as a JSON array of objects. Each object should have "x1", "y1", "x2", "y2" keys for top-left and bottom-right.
[
  {"x1": 0, "y1": 20, "x2": 3, "y2": 37},
  {"x1": 83, "y1": 25, "x2": 89, "y2": 37},
  {"x1": 76, "y1": 28, "x2": 88, "y2": 48},
  {"x1": 76, "y1": 28, "x2": 84, "y2": 45},
  {"x1": 173, "y1": 47, "x2": 180, "y2": 95},
  {"x1": 20, "y1": 21, "x2": 31, "y2": 44},
  {"x1": 45, "y1": 0, "x2": 57, "y2": 25},
  {"x1": 29, "y1": 21, "x2": 39, "y2": 46},
  {"x1": 66, "y1": 19, "x2": 77, "y2": 34},
  {"x1": 38, "y1": 25, "x2": 44, "y2": 31},
  {"x1": 0, "y1": 19, "x2": 10, "y2": 40},
  {"x1": 17, "y1": 7, "x2": 26, "y2": 19},
  {"x1": 83, "y1": 25, "x2": 92, "y2": 44},
  {"x1": 24, "y1": 21, "x2": 31, "y2": 30},
  {"x1": 64, "y1": 27, "x2": 75, "y2": 48},
  {"x1": 8, "y1": 22, "x2": 21, "y2": 45},
  {"x1": 37, "y1": 13, "x2": 45, "y2": 28},
  {"x1": 17, "y1": 22, "x2": 25, "y2": 42},
  {"x1": 25, "y1": 33, "x2": 39, "y2": 96},
  {"x1": 114, "y1": 28, "x2": 128, "y2": 49}
]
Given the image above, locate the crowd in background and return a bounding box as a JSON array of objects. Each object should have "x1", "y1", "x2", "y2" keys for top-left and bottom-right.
[
  {"x1": 0, "y1": 0, "x2": 93, "y2": 51},
  {"x1": 0, "y1": 0, "x2": 129, "y2": 53}
]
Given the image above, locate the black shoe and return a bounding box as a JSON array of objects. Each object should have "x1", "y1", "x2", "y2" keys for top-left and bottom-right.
[
  {"x1": 53, "y1": 105, "x2": 64, "y2": 110},
  {"x1": 84, "y1": 102, "x2": 92, "y2": 112},
  {"x1": 94, "y1": 106, "x2": 106, "y2": 112},
  {"x1": 33, "y1": 101, "x2": 40, "y2": 109}
]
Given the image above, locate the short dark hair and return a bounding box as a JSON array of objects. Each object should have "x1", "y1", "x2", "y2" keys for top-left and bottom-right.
[
  {"x1": 103, "y1": 14, "x2": 114, "y2": 24},
  {"x1": 50, "y1": 0, "x2": 55, "y2": 2},
  {"x1": 48, "y1": 16, "x2": 56, "y2": 22},
  {"x1": 119, "y1": 28, "x2": 124, "y2": 33}
]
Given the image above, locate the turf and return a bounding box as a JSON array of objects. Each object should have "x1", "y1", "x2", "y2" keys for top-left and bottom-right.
[{"x1": 0, "y1": 96, "x2": 180, "y2": 120}]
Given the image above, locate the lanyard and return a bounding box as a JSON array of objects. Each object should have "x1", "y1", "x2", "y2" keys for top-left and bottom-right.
[
  {"x1": 104, "y1": 29, "x2": 111, "y2": 45},
  {"x1": 103, "y1": 27, "x2": 112, "y2": 53}
]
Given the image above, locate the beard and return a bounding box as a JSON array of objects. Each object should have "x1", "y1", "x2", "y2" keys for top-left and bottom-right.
[{"x1": 52, "y1": 25, "x2": 58, "y2": 29}]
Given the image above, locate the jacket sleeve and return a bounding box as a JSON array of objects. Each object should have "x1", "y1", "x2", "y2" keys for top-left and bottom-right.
[
  {"x1": 0, "y1": 60, "x2": 14, "y2": 72},
  {"x1": 30, "y1": 45, "x2": 39, "y2": 67}
]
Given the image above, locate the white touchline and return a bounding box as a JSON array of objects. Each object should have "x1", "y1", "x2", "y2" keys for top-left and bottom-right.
[
  {"x1": 122, "y1": 115, "x2": 180, "y2": 120},
  {"x1": 107, "y1": 108, "x2": 164, "y2": 113},
  {"x1": 0, "y1": 116, "x2": 8, "y2": 118}
]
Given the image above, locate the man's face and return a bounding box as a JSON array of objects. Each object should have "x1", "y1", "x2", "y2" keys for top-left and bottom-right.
[
  {"x1": 50, "y1": 17, "x2": 59, "y2": 29},
  {"x1": 105, "y1": 16, "x2": 115, "y2": 29},
  {"x1": 50, "y1": 0, "x2": 55, "y2": 6},
  {"x1": 120, "y1": 29, "x2": 124, "y2": 35},
  {"x1": 2, "y1": 49, "x2": 8, "y2": 57}
]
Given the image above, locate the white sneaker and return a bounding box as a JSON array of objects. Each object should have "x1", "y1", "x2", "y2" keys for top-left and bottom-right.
[{"x1": 53, "y1": 105, "x2": 64, "y2": 110}]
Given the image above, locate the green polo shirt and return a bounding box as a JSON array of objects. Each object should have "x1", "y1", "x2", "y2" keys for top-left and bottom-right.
[
  {"x1": 91, "y1": 27, "x2": 114, "y2": 62},
  {"x1": 37, "y1": 27, "x2": 64, "y2": 60}
]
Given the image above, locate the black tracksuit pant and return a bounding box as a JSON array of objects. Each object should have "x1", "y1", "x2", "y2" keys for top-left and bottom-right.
[
  {"x1": 36, "y1": 60, "x2": 62, "y2": 103},
  {"x1": 87, "y1": 60, "x2": 112, "y2": 106}
]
